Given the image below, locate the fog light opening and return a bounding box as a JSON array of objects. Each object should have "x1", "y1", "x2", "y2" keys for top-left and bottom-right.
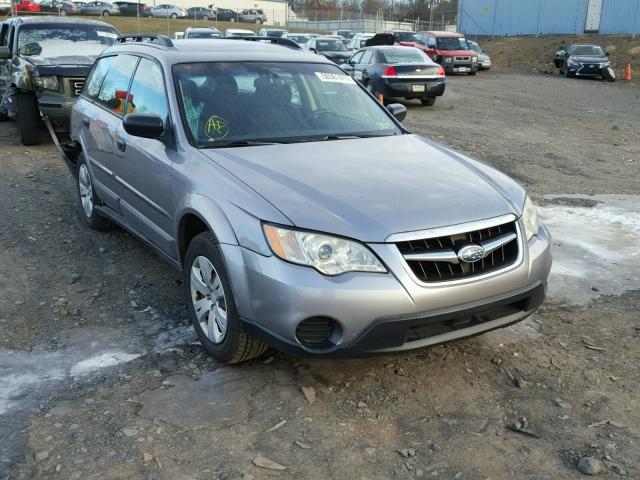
[{"x1": 295, "y1": 316, "x2": 341, "y2": 349}]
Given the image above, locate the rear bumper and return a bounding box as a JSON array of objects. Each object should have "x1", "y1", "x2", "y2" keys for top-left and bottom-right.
[
  {"x1": 381, "y1": 78, "x2": 446, "y2": 99},
  {"x1": 223, "y1": 221, "x2": 552, "y2": 357}
]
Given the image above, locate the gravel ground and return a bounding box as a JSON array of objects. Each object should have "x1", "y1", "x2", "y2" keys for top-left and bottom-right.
[{"x1": 1, "y1": 71, "x2": 639, "y2": 480}]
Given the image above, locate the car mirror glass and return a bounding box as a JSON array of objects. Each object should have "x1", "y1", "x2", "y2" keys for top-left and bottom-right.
[{"x1": 0, "y1": 46, "x2": 11, "y2": 60}]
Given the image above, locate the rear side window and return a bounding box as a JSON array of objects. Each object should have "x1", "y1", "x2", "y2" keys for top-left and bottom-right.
[
  {"x1": 126, "y1": 58, "x2": 169, "y2": 124},
  {"x1": 96, "y1": 54, "x2": 138, "y2": 115},
  {"x1": 361, "y1": 50, "x2": 374, "y2": 64},
  {"x1": 84, "y1": 55, "x2": 114, "y2": 99}
]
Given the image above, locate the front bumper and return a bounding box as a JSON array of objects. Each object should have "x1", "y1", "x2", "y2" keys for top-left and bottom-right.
[
  {"x1": 442, "y1": 62, "x2": 479, "y2": 74},
  {"x1": 382, "y1": 78, "x2": 445, "y2": 99},
  {"x1": 567, "y1": 63, "x2": 606, "y2": 76},
  {"x1": 38, "y1": 94, "x2": 76, "y2": 131},
  {"x1": 223, "y1": 220, "x2": 552, "y2": 356}
]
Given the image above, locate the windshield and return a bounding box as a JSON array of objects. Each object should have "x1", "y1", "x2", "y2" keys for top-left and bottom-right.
[
  {"x1": 187, "y1": 31, "x2": 219, "y2": 38},
  {"x1": 571, "y1": 45, "x2": 604, "y2": 56},
  {"x1": 174, "y1": 62, "x2": 400, "y2": 148},
  {"x1": 467, "y1": 41, "x2": 482, "y2": 53},
  {"x1": 436, "y1": 37, "x2": 469, "y2": 50},
  {"x1": 288, "y1": 35, "x2": 308, "y2": 44},
  {"x1": 18, "y1": 24, "x2": 118, "y2": 58},
  {"x1": 394, "y1": 32, "x2": 419, "y2": 42},
  {"x1": 381, "y1": 48, "x2": 429, "y2": 64},
  {"x1": 266, "y1": 30, "x2": 285, "y2": 38},
  {"x1": 228, "y1": 31, "x2": 255, "y2": 38},
  {"x1": 316, "y1": 39, "x2": 347, "y2": 52}
]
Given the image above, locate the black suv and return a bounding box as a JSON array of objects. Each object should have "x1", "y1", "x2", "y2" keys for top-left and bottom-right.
[{"x1": 0, "y1": 17, "x2": 119, "y2": 145}]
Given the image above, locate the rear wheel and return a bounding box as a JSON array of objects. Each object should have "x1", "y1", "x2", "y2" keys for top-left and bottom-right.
[
  {"x1": 101, "y1": 10, "x2": 109, "y2": 16},
  {"x1": 16, "y1": 92, "x2": 43, "y2": 146},
  {"x1": 185, "y1": 232, "x2": 268, "y2": 364},
  {"x1": 421, "y1": 97, "x2": 436, "y2": 106},
  {"x1": 230, "y1": 17, "x2": 235, "y2": 22},
  {"x1": 202, "y1": 14, "x2": 208, "y2": 20},
  {"x1": 170, "y1": 12, "x2": 177, "y2": 18},
  {"x1": 59, "y1": 8, "x2": 68, "y2": 15},
  {"x1": 76, "y1": 158, "x2": 113, "y2": 230}
]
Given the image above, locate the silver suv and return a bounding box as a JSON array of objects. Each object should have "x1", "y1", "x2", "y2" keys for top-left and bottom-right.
[
  {"x1": 65, "y1": 35, "x2": 551, "y2": 364},
  {"x1": 238, "y1": 8, "x2": 266, "y2": 24}
]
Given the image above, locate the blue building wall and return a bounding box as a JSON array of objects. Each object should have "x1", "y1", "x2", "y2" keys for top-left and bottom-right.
[{"x1": 459, "y1": 0, "x2": 640, "y2": 36}]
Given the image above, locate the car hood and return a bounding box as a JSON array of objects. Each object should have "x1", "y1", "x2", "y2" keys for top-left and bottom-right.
[
  {"x1": 201, "y1": 135, "x2": 523, "y2": 242},
  {"x1": 570, "y1": 55, "x2": 608, "y2": 63},
  {"x1": 24, "y1": 55, "x2": 100, "y2": 67},
  {"x1": 320, "y1": 51, "x2": 351, "y2": 59}
]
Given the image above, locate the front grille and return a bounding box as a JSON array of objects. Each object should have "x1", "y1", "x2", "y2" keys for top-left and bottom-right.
[
  {"x1": 455, "y1": 56, "x2": 470, "y2": 61},
  {"x1": 396, "y1": 220, "x2": 519, "y2": 283},
  {"x1": 68, "y1": 78, "x2": 85, "y2": 96}
]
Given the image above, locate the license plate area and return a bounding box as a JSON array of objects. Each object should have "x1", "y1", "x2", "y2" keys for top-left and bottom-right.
[
  {"x1": 412, "y1": 84, "x2": 426, "y2": 92},
  {"x1": 454, "y1": 67, "x2": 469, "y2": 72}
]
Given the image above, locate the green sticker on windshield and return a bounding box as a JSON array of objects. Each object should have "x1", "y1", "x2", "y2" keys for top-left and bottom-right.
[{"x1": 205, "y1": 115, "x2": 229, "y2": 142}]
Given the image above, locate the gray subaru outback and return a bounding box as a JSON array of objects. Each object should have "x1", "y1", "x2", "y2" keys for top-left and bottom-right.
[{"x1": 63, "y1": 35, "x2": 551, "y2": 364}]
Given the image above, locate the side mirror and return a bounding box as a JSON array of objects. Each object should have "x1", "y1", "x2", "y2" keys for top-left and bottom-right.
[
  {"x1": 310, "y1": 48, "x2": 317, "y2": 53},
  {"x1": 386, "y1": 103, "x2": 407, "y2": 123},
  {"x1": 0, "y1": 46, "x2": 11, "y2": 60},
  {"x1": 606, "y1": 52, "x2": 610, "y2": 57},
  {"x1": 348, "y1": 58, "x2": 355, "y2": 65},
  {"x1": 123, "y1": 113, "x2": 164, "y2": 138}
]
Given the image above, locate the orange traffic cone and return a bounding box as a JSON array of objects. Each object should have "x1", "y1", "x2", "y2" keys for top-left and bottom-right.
[{"x1": 624, "y1": 63, "x2": 632, "y2": 81}]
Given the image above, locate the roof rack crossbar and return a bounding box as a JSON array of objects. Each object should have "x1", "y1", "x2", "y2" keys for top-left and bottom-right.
[
  {"x1": 225, "y1": 37, "x2": 301, "y2": 50},
  {"x1": 116, "y1": 34, "x2": 173, "y2": 47}
]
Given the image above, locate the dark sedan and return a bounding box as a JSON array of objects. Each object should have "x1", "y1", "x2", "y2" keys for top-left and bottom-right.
[
  {"x1": 113, "y1": 1, "x2": 150, "y2": 16},
  {"x1": 187, "y1": 7, "x2": 215, "y2": 20},
  {"x1": 213, "y1": 7, "x2": 238, "y2": 22},
  {"x1": 343, "y1": 45, "x2": 445, "y2": 106},
  {"x1": 554, "y1": 44, "x2": 614, "y2": 81},
  {"x1": 305, "y1": 36, "x2": 351, "y2": 65}
]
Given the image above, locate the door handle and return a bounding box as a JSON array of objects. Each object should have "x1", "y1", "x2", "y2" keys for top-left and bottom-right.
[
  {"x1": 116, "y1": 137, "x2": 126, "y2": 152},
  {"x1": 82, "y1": 118, "x2": 90, "y2": 128}
]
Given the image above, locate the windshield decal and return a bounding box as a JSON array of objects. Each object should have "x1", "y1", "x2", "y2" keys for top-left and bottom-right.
[
  {"x1": 205, "y1": 115, "x2": 230, "y2": 142},
  {"x1": 314, "y1": 72, "x2": 355, "y2": 84},
  {"x1": 97, "y1": 31, "x2": 118, "y2": 39}
]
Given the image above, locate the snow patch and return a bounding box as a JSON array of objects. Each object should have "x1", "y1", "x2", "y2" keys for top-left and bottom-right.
[
  {"x1": 541, "y1": 194, "x2": 640, "y2": 305},
  {"x1": 70, "y1": 352, "x2": 141, "y2": 377}
]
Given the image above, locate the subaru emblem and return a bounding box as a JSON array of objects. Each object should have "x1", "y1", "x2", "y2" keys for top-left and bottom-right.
[{"x1": 457, "y1": 244, "x2": 485, "y2": 263}]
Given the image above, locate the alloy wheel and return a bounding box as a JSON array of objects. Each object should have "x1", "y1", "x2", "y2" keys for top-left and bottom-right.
[
  {"x1": 190, "y1": 255, "x2": 228, "y2": 344},
  {"x1": 78, "y1": 164, "x2": 94, "y2": 218}
]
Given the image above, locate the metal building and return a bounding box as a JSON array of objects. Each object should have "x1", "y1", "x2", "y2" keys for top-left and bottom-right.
[{"x1": 458, "y1": 0, "x2": 640, "y2": 36}]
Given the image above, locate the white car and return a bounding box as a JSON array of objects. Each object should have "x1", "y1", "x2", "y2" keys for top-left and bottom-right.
[{"x1": 224, "y1": 28, "x2": 256, "y2": 38}]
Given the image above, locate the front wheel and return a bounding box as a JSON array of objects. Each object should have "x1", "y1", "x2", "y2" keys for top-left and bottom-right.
[
  {"x1": 59, "y1": 8, "x2": 68, "y2": 15},
  {"x1": 185, "y1": 232, "x2": 268, "y2": 364},
  {"x1": 101, "y1": 10, "x2": 109, "y2": 16},
  {"x1": 170, "y1": 12, "x2": 177, "y2": 18},
  {"x1": 16, "y1": 92, "x2": 43, "y2": 146},
  {"x1": 468, "y1": 69, "x2": 477, "y2": 76},
  {"x1": 202, "y1": 15, "x2": 208, "y2": 20},
  {"x1": 230, "y1": 17, "x2": 235, "y2": 22},
  {"x1": 421, "y1": 97, "x2": 436, "y2": 106}
]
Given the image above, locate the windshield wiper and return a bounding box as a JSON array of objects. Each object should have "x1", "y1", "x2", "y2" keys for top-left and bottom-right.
[{"x1": 205, "y1": 140, "x2": 284, "y2": 149}]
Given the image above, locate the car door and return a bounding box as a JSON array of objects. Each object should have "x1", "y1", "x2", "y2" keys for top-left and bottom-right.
[
  {"x1": 0, "y1": 22, "x2": 10, "y2": 96},
  {"x1": 80, "y1": 54, "x2": 139, "y2": 212},
  {"x1": 355, "y1": 49, "x2": 375, "y2": 83},
  {"x1": 112, "y1": 57, "x2": 174, "y2": 254}
]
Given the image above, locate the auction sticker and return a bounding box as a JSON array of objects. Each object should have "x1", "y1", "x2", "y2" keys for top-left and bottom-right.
[
  {"x1": 204, "y1": 115, "x2": 229, "y2": 142},
  {"x1": 97, "y1": 31, "x2": 118, "y2": 39},
  {"x1": 315, "y1": 72, "x2": 355, "y2": 84}
]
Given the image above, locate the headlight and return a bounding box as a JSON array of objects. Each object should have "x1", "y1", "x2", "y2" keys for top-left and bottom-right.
[
  {"x1": 602, "y1": 62, "x2": 610, "y2": 67},
  {"x1": 444, "y1": 57, "x2": 452, "y2": 63},
  {"x1": 263, "y1": 224, "x2": 387, "y2": 275},
  {"x1": 37, "y1": 76, "x2": 59, "y2": 91},
  {"x1": 522, "y1": 196, "x2": 540, "y2": 241},
  {"x1": 567, "y1": 59, "x2": 579, "y2": 67},
  {"x1": 471, "y1": 56, "x2": 478, "y2": 63}
]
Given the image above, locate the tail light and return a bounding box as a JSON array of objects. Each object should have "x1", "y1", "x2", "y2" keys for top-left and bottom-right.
[
  {"x1": 437, "y1": 66, "x2": 446, "y2": 77},
  {"x1": 382, "y1": 66, "x2": 397, "y2": 78}
]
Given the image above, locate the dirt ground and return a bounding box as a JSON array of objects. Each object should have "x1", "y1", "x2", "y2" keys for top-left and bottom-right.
[{"x1": 1, "y1": 72, "x2": 639, "y2": 480}]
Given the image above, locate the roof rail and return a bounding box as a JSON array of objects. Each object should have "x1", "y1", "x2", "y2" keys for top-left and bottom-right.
[
  {"x1": 115, "y1": 34, "x2": 174, "y2": 47},
  {"x1": 226, "y1": 36, "x2": 301, "y2": 50}
]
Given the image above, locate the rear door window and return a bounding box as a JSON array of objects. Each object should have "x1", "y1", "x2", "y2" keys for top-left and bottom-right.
[
  {"x1": 96, "y1": 54, "x2": 139, "y2": 115},
  {"x1": 84, "y1": 55, "x2": 114, "y2": 99}
]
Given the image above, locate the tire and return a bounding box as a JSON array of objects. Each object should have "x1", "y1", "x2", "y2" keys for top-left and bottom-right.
[
  {"x1": 256, "y1": 18, "x2": 261, "y2": 24},
  {"x1": 101, "y1": 10, "x2": 109, "y2": 16},
  {"x1": 170, "y1": 12, "x2": 177, "y2": 18},
  {"x1": 468, "y1": 69, "x2": 477, "y2": 76},
  {"x1": 202, "y1": 15, "x2": 208, "y2": 20},
  {"x1": 421, "y1": 97, "x2": 436, "y2": 106},
  {"x1": 0, "y1": 111, "x2": 8, "y2": 122},
  {"x1": 16, "y1": 92, "x2": 43, "y2": 146},
  {"x1": 185, "y1": 232, "x2": 268, "y2": 364},
  {"x1": 59, "y1": 8, "x2": 68, "y2": 15},
  {"x1": 230, "y1": 17, "x2": 235, "y2": 22},
  {"x1": 76, "y1": 158, "x2": 113, "y2": 230}
]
